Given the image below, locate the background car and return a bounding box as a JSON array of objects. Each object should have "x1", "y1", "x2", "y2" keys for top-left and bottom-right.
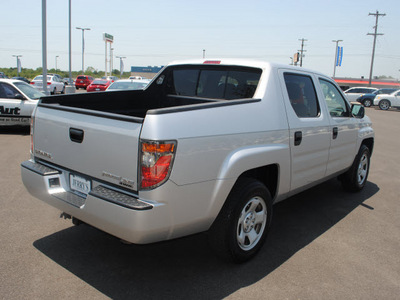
[
  {"x1": 374, "y1": 89, "x2": 400, "y2": 110},
  {"x1": 101, "y1": 76, "x2": 118, "y2": 83},
  {"x1": 0, "y1": 72, "x2": 9, "y2": 79},
  {"x1": 30, "y1": 75, "x2": 65, "y2": 95},
  {"x1": 344, "y1": 87, "x2": 378, "y2": 101},
  {"x1": 86, "y1": 79, "x2": 112, "y2": 92},
  {"x1": 106, "y1": 79, "x2": 150, "y2": 91},
  {"x1": 11, "y1": 76, "x2": 30, "y2": 84},
  {"x1": 63, "y1": 78, "x2": 75, "y2": 86},
  {"x1": 75, "y1": 75, "x2": 94, "y2": 90},
  {"x1": 356, "y1": 88, "x2": 399, "y2": 107},
  {"x1": 0, "y1": 78, "x2": 45, "y2": 126}
]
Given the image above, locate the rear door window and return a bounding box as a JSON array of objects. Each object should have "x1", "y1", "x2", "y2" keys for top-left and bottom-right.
[{"x1": 284, "y1": 73, "x2": 320, "y2": 118}]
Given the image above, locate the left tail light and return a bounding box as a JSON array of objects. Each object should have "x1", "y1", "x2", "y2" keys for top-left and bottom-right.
[{"x1": 140, "y1": 140, "x2": 176, "y2": 189}]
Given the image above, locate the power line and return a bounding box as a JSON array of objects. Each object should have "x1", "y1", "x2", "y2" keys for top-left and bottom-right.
[{"x1": 367, "y1": 10, "x2": 386, "y2": 86}]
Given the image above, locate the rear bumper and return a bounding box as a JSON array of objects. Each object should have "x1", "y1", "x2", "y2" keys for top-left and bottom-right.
[{"x1": 21, "y1": 160, "x2": 172, "y2": 244}]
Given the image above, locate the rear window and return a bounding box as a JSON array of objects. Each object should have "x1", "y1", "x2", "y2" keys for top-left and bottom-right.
[
  {"x1": 77, "y1": 76, "x2": 87, "y2": 80},
  {"x1": 165, "y1": 66, "x2": 262, "y2": 100},
  {"x1": 92, "y1": 80, "x2": 107, "y2": 85}
]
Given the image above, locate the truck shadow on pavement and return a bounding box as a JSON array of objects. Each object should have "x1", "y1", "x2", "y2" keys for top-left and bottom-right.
[{"x1": 34, "y1": 179, "x2": 379, "y2": 300}]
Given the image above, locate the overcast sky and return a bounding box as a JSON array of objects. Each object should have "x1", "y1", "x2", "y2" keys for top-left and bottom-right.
[{"x1": 1, "y1": 0, "x2": 399, "y2": 79}]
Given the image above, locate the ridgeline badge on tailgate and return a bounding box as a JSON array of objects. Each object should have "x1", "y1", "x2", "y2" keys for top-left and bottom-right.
[
  {"x1": 35, "y1": 149, "x2": 52, "y2": 159},
  {"x1": 102, "y1": 171, "x2": 135, "y2": 188}
]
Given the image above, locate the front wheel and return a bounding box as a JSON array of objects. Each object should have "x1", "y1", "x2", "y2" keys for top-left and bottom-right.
[
  {"x1": 208, "y1": 178, "x2": 272, "y2": 263},
  {"x1": 340, "y1": 145, "x2": 371, "y2": 192},
  {"x1": 363, "y1": 99, "x2": 372, "y2": 107},
  {"x1": 379, "y1": 100, "x2": 390, "y2": 110}
]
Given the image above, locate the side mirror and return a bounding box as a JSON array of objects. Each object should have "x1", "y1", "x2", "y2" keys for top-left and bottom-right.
[
  {"x1": 14, "y1": 93, "x2": 25, "y2": 100},
  {"x1": 351, "y1": 103, "x2": 365, "y2": 118}
]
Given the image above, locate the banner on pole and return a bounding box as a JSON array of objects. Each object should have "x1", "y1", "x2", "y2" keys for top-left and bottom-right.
[{"x1": 336, "y1": 46, "x2": 343, "y2": 67}]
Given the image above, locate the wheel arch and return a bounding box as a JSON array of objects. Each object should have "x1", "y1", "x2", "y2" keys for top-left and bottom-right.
[{"x1": 361, "y1": 137, "x2": 374, "y2": 156}]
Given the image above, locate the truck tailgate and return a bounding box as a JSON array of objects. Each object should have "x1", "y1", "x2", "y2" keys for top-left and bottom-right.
[{"x1": 33, "y1": 105, "x2": 142, "y2": 191}]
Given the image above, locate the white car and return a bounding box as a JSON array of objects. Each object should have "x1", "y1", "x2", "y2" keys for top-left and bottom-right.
[
  {"x1": 344, "y1": 87, "x2": 378, "y2": 101},
  {"x1": 106, "y1": 79, "x2": 151, "y2": 91},
  {"x1": 0, "y1": 79, "x2": 45, "y2": 126},
  {"x1": 373, "y1": 89, "x2": 400, "y2": 110},
  {"x1": 30, "y1": 75, "x2": 65, "y2": 95}
]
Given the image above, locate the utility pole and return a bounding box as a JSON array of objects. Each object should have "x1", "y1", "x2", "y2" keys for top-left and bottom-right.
[
  {"x1": 367, "y1": 10, "x2": 385, "y2": 86},
  {"x1": 332, "y1": 40, "x2": 343, "y2": 78},
  {"x1": 298, "y1": 38, "x2": 307, "y2": 67}
]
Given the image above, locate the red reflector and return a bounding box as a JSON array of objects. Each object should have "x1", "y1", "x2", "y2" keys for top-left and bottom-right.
[
  {"x1": 30, "y1": 82, "x2": 34, "y2": 84},
  {"x1": 203, "y1": 60, "x2": 221, "y2": 64},
  {"x1": 47, "y1": 82, "x2": 51, "y2": 85}
]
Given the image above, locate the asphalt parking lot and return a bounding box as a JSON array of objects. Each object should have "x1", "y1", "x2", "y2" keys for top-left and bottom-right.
[{"x1": 0, "y1": 107, "x2": 399, "y2": 299}]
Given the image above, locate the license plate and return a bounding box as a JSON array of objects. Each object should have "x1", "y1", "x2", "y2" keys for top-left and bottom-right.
[
  {"x1": 70, "y1": 174, "x2": 91, "y2": 195},
  {"x1": 95, "y1": 88, "x2": 100, "y2": 91},
  {"x1": 80, "y1": 80, "x2": 83, "y2": 83}
]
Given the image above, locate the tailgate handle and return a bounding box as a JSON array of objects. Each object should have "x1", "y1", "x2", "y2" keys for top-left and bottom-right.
[{"x1": 69, "y1": 128, "x2": 84, "y2": 143}]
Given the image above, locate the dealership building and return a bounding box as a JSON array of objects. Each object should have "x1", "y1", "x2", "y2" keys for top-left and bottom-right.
[{"x1": 130, "y1": 66, "x2": 164, "y2": 79}]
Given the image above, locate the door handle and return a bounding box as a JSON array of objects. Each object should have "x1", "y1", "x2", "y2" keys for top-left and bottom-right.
[
  {"x1": 69, "y1": 128, "x2": 84, "y2": 143},
  {"x1": 294, "y1": 131, "x2": 302, "y2": 146},
  {"x1": 333, "y1": 127, "x2": 338, "y2": 139}
]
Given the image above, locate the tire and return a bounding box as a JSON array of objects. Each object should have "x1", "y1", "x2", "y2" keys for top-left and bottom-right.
[
  {"x1": 208, "y1": 178, "x2": 272, "y2": 263},
  {"x1": 363, "y1": 99, "x2": 372, "y2": 107},
  {"x1": 61, "y1": 86, "x2": 65, "y2": 94},
  {"x1": 340, "y1": 145, "x2": 371, "y2": 192},
  {"x1": 50, "y1": 88, "x2": 56, "y2": 95},
  {"x1": 379, "y1": 100, "x2": 390, "y2": 110}
]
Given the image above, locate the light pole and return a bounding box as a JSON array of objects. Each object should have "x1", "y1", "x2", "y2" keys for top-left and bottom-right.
[
  {"x1": 55, "y1": 55, "x2": 59, "y2": 73},
  {"x1": 332, "y1": 40, "x2": 343, "y2": 78},
  {"x1": 116, "y1": 56, "x2": 126, "y2": 78},
  {"x1": 12, "y1": 55, "x2": 22, "y2": 76},
  {"x1": 76, "y1": 27, "x2": 90, "y2": 74}
]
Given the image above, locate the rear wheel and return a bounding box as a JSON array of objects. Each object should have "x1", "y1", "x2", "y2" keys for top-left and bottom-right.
[
  {"x1": 379, "y1": 100, "x2": 390, "y2": 110},
  {"x1": 208, "y1": 178, "x2": 272, "y2": 263}
]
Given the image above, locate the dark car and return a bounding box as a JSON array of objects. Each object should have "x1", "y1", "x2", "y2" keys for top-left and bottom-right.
[
  {"x1": 75, "y1": 75, "x2": 94, "y2": 90},
  {"x1": 12, "y1": 76, "x2": 30, "y2": 84},
  {"x1": 357, "y1": 88, "x2": 399, "y2": 107}
]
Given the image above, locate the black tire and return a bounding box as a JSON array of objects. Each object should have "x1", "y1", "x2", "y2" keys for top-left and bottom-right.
[
  {"x1": 340, "y1": 145, "x2": 371, "y2": 192},
  {"x1": 50, "y1": 88, "x2": 56, "y2": 95},
  {"x1": 363, "y1": 99, "x2": 372, "y2": 107},
  {"x1": 208, "y1": 178, "x2": 272, "y2": 263},
  {"x1": 61, "y1": 86, "x2": 65, "y2": 94},
  {"x1": 379, "y1": 100, "x2": 390, "y2": 110}
]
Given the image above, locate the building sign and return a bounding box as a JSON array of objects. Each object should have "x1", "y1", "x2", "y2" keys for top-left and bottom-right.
[
  {"x1": 103, "y1": 33, "x2": 114, "y2": 42},
  {"x1": 131, "y1": 66, "x2": 164, "y2": 73}
]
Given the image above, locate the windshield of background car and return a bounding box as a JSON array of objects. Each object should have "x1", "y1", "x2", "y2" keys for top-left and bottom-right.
[
  {"x1": 165, "y1": 66, "x2": 262, "y2": 100},
  {"x1": 108, "y1": 81, "x2": 148, "y2": 90},
  {"x1": 33, "y1": 76, "x2": 51, "y2": 81},
  {"x1": 14, "y1": 82, "x2": 45, "y2": 100},
  {"x1": 92, "y1": 80, "x2": 108, "y2": 85}
]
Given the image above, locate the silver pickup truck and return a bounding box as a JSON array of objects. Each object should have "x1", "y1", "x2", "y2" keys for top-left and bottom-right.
[{"x1": 21, "y1": 59, "x2": 374, "y2": 262}]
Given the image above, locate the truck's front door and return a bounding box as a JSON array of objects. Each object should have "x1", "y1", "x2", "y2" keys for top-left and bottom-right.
[
  {"x1": 280, "y1": 70, "x2": 331, "y2": 192},
  {"x1": 317, "y1": 78, "x2": 359, "y2": 176}
]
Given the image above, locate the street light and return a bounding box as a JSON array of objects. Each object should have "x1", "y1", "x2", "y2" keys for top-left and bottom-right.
[
  {"x1": 12, "y1": 55, "x2": 22, "y2": 76},
  {"x1": 116, "y1": 56, "x2": 126, "y2": 78},
  {"x1": 55, "y1": 55, "x2": 59, "y2": 73},
  {"x1": 332, "y1": 39, "x2": 343, "y2": 78},
  {"x1": 76, "y1": 27, "x2": 90, "y2": 74}
]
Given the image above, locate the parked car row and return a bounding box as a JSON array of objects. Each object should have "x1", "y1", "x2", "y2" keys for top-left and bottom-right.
[{"x1": 344, "y1": 86, "x2": 400, "y2": 110}]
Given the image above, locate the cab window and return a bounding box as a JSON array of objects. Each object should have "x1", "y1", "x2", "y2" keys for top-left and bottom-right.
[
  {"x1": 284, "y1": 73, "x2": 320, "y2": 118},
  {"x1": 319, "y1": 79, "x2": 350, "y2": 117}
]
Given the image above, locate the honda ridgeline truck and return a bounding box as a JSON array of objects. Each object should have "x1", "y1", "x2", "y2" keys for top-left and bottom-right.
[{"x1": 21, "y1": 59, "x2": 374, "y2": 262}]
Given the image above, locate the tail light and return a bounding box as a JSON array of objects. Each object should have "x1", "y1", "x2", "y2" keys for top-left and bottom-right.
[
  {"x1": 47, "y1": 82, "x2": 51, "y2": 85},
  {"x1": 30, "y1": 82, "x2": 35, "y2": 85},
  {"x1": 140, "y1": 140, "x2": 176, "y2": 189}
]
